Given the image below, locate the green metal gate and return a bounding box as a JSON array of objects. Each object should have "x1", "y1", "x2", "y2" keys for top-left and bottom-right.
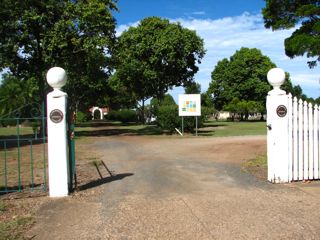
[
  {"x1": 67, "y1": 108, "x2": 76, "y2": 192},
  {"x1": 0, "y1": 102, "x2": 47, "y2": 193}
]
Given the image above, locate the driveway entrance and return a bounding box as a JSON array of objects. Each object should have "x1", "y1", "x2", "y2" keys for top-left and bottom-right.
[{"x1": 27, "y1": 135, "x2": 320, "y2": 239}]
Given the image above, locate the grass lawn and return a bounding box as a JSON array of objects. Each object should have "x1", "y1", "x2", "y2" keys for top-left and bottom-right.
[
  {"x1": 74, "y1": 120, "x2": 267, "y2": 137},
  {"x1": 199, "y1": 120, "x2": 267, "y2": 137}
]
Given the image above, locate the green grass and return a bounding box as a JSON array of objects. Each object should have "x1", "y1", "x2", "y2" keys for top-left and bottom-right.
[
  {"x1": 0, "y1": 120, "x2": 267, "y2": 138},
  {"x1": 0, "y1": 126, "x2": 34, "y2": 137},
  {"x1": 75, "y1": 120, "x2": 267, "y2": 137},
  {"x1": 199, "y1": 120, "x2": 267, "y2": 137},
  {"x1": 0, "y1": 200, "x2": 6, "y2": 213},
  {"x1": 245, "y1": 155, "x2": 267, "y2": 168},
  {"x1": 0, "y1": 215, "x2": 33, "y2": 240}
]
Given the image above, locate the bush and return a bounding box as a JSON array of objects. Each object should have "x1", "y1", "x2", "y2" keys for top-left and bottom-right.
[
  {"x1": 157, "y1": 105, "x2": 180, "y2": 133},
  {"x1": 76, "y1": 111, "x2": 89, "y2": 123},
  {"x1": 106, "y1": 109, "x2": 137, "y2": 123},
  {"x1": 156, "y1": 105, "x2": 210, "y2": 133}
]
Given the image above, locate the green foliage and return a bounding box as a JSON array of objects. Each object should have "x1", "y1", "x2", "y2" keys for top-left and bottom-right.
[
  {"x1": 224, "y1": 98, "x2": 265, "y2": 121},
  {"x1": 184, "y1": 82, "x2": 201, "y2": 94},
  {"x1": 156, "y1": 105, "x2": 210, "y2": 133},
  {"x1": 0, "y1": 0, "x2": 118, "y2": 109},
  {"x1": 106, "y1": 109, "x2": 137, "y2": 123},
  {"x1": 150, "y1": 94, "x2": 176, "y2": 117},
  {"x1": 76, "y1": 111, "x2": 89, "y2": 123},
  {"x1": 110, "y1": 17, "x2": 205, "y2": 109},
  {"x1": 262, "y1": 0, "x2": 320, "y2": 67},
  {"x1": 157, "y1": 105, "x2": 180, "y2": 133},
  {"x1": 208, "y1": 47, "x2": 276, "y2": 111},
  {"x1": 0, "y1": 74, "x2": 39, "y2": 117}
]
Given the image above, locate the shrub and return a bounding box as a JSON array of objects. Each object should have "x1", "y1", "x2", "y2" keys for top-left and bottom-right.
[
  {"x1": 106, "y1": 109, "x2": 137, "y2": 123},
  {"x1": 157, "y1": 105, "x2": 180, "y2": 133},
  {"x1": 76, "y1": 111, "x2": 89, "y2": 123},
  {"x1": 156, "y1": 105, "x2": 210, "y2": 133}
]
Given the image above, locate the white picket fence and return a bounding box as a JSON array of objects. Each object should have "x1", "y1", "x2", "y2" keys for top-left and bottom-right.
[
  {"x1": 288, "y1": 94, "x2": 320, "y2": 181},
  {"x1": 266, "y1": 68, "x2": 320, "y2": 183}
]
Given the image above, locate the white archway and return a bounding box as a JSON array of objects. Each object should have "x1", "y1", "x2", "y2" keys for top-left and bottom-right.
[{"x1": 92, "y1": 107, "x2": 103, "y2": 120}]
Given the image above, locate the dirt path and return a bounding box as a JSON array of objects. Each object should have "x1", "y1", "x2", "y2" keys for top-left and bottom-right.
[{"x1": 27, "y1": 135, "x2": 320, "y2": 239}]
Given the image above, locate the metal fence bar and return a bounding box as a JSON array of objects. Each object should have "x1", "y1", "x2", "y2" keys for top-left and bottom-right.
[
  {"x1": 30, "y1": 140, "x2": 34, "y2": 190},
  {"x1": 16, "y1": 119, "x2": 21, "y2": 191},
  {"x1": 42, "y1": 102, "x2": 47, "y2": 191},
  {"x1": 3, "y1": 141, "x2": 8, "y2": 192}
]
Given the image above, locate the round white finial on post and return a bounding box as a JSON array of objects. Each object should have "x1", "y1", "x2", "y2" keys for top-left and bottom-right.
[
  {"x1": 267, "y1": 68, "x2": 285, "y2": 89},
  {"x1": 46, "y1": 67, "x2": 67, "y2": 89},
  {"x1": 267, "y1": 68, "x2": 286, "y2": 95}
]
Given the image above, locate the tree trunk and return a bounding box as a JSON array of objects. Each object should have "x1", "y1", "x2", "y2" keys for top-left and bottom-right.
[{"x1": 141, "y1": 99, "x2": 145, "y2": 124}]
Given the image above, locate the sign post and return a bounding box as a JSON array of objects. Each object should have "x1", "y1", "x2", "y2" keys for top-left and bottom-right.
[
  {"x1": 46, "y1": 67, "x2": 69, "y2": 197},
  {"x1": 178, "y1": 94, "x2": 201, "y2": 136}
]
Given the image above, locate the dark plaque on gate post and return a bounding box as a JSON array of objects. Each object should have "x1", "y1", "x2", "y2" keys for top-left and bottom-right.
[
  {"x1": 276, "y1": 105, "x2": 287, "y2": 118},
  {"x1": 50, "y1": 109, "x2": 64, "y2": 123}
]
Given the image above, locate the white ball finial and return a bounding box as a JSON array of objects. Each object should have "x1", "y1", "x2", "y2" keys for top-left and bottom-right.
[
  {"x1": 267, "y1": 68, "x2": 285, "y2": 89},
  {"x1": 46, "y1": 67, "x2": 67, "y2": 89}
]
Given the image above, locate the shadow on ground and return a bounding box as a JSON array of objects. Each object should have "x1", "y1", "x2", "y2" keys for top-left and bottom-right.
[
  {"x1": 78, "y1": 173, "x2": 134, "y2": 191},
  {"x1": 75, "y1": 123, "x2": 164, "y2": 137}
]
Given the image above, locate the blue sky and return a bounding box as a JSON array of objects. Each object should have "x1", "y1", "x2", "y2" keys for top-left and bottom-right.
[{"x1": 114, "y1": 0, "x2": 320, "y2": 100}]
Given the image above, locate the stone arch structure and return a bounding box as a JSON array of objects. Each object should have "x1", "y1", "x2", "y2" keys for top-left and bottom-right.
[{"x1": 91, "y1": 107, "x2": 103, "y2": 120}]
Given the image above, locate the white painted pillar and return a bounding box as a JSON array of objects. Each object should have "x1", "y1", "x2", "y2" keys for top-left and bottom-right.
[
  {"x1": 267, "y1": 68, "x2": 290, "y2": 183},
  {"x1": 46, "y1": 67, "x2": 69, "y2": 197}
]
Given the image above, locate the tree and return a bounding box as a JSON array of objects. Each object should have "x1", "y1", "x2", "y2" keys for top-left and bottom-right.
[
  {"x1": 0, "y1": 73, "x2": 39, "y2": 117},
  {"x1": 280, "y1": 72, "x2": 305, "y2": 99},
  {"x1": 184, "y1": 82, "x2": 201, "y2": 94},
  {"x1": 150, "y1": 94, "x2": 176, "y2": 117},
  {"x1": 110, "y1": 17, "x2": 205, "y2": 120},
  {"x1": 208, "y1": 47, "x2": 276, "y2": 111},
  {"x1": 0, "y1": 0, "x2": 118, "y2": 112},
  {"x1": 224, "y1": 98, "x2": 265, "y2": 121},
  {"x1": 262, "y1": 0, "x2": 320, "y2": 68}
]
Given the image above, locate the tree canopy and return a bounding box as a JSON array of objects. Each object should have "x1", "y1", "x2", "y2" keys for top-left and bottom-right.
[
  {"x1": 110, "y1": 17, "x2": 205, "y2": 106},
  {"x1": 208, "y1": 47, "x2": 276, "y2": 110},
  {"x1": 0, "y1": 0, "x2": 118, "y2": 111},
  {"x1": 184, "y1": 82, "x2": 201, "y2": 94},
  {"x1": 262, "y1": 0, "x2": 320, "y2": 68}
]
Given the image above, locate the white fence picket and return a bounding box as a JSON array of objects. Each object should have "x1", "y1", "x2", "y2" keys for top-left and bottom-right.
[
  {"x1": 293, "y1": 97, "x2": 298, "y2": 180},
  {"x1": 298, "y1": 99, "x2": 304, "y2": 180},
  {"x1": 314, "y1": 105, "x2": 319, "y2": 179},
  {"x1": 308, "y1": 103, "x2": 314, "y2": 179},
  {"x1": 288, "y1": 94, "x2": 293, "y2": 181},
  {"x1": 303, "y1": 101, "x2": 309, "y2": 179}
]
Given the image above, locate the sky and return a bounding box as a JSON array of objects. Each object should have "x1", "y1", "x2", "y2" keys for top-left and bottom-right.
[{"x1": 114, "y1": 0, "x2": 320, "y2": 101}]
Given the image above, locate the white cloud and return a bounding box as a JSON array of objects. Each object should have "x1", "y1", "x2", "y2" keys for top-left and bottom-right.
[
  {"x1": 116, "y1": 13, "x2": 320, "y2": 100},
  {"x1": 191, "y1": 11, "x2": 206, "y2": 15}
]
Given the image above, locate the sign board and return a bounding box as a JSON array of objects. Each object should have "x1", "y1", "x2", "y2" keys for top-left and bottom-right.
[
  {"x1": 50, "y1": 109, "x2": 64, "y2": 123},
  {"x1": 276, "y1": 105, "x2": 287, "y2": 118},
  {"x1": 178, "y1": 94, "x2": 201, "y2": 116}
]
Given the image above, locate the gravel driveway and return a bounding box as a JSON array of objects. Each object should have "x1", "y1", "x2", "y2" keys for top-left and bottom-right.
[{"x1": 27, "y1": 135, "x2": 320, "y2": 239}]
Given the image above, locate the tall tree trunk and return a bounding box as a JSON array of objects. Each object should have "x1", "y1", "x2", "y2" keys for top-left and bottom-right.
[{"x1": 141, "y1": 99, "x2": 145, "y2": 124}]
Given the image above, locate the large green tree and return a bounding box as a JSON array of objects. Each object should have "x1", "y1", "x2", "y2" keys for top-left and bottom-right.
[
  {"x1": 0, "y1": 0, "x2": 117, "y2": 112},
  {"x1": 262, "y1": 0, "x2": 320, "y2": 68},
  {"x1": 110, "y1": 17, "x2": 205, "y2": 118},
  {"x1": 208, "y1": 47, "x2": 276, "y2": 110}
]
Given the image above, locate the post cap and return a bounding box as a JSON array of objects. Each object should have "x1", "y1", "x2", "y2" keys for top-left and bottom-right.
[
  {"x1": 46, "y1": 67, "x2": 67, "y2": 89},
  {"x1": 267, "y1": 68, "x2": 285, "y2": 89}
]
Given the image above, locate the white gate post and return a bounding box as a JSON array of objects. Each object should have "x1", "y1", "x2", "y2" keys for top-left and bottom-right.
[
  {"x1": 267, "y1": 68, "x2": 290, "y2": 183},
  {"x1": 46, "y1": 67, "x2": 69, "y2": 197}
]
